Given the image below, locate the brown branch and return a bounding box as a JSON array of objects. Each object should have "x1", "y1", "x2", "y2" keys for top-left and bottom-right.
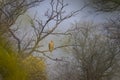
[
  {"x1": 41, "y1": 32, "x2": 72, "y2": 35},
  {"x1": 27, "y1": 0, "x2": 81, "y2": 56},
  {"x1": 34, "y1": 44, "x2": 81, "y2": 53},
  {"x1": 40, "y1": 52, "x2": 68, "y2": 62},
  {"x1": 8, "y1": 28, "x2": 21, "y2": 53}
]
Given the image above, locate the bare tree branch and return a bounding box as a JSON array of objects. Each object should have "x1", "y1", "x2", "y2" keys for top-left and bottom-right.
[{"x1": 25, "y1": 0, "x2": 82, "y2": 57}]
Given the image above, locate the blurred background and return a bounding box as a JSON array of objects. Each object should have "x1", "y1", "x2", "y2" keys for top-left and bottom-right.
[{"x1": 0, "y1": 0, "x2": 120, "y2": 80}]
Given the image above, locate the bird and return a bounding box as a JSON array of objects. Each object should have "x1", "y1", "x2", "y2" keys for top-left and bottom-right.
[{"x1": 49, "y1": 40, "x2": 54, "y2": 53}]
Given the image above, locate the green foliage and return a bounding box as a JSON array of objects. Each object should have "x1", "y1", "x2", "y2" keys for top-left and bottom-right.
[
  {"x1": 0, "y1": 36, "x2": 47, "y2": 80},
  {"x1": 0, "y1": 36, "x2": 27, "y2": 80}
]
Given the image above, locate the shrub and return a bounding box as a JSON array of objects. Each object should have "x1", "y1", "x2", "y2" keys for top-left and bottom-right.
[
  {"x1": 23, "y1": 55, "x2": 47, "y2": 80},
  {"x1": 0, "y1": 36, "x2": 27, "y2": 80}
]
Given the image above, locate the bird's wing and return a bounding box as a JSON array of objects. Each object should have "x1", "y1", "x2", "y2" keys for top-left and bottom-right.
[{"x1": 51, "y1": 42, "x2": 54, "y2": 49}]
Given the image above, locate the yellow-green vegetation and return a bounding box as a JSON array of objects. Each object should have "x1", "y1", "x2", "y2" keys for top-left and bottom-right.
[
  {"x1": 0, "y1": 36, "x2": 47, "y2": 80},
  {"x1": 23, "y1": 55, "x2": 47, "y2": 80},
  {"x1": 0, "y1": 36, "x2": 27, "y2": 80}
]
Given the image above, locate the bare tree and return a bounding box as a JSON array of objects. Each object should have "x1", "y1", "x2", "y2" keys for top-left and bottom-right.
[
  {"x1": 85, "y1": 0, "x2": 120, "y2": 12},
  {"x1": 0, "y1": 0, "x2": 45, "y2": 59},
  {"x1": 47, "y1": 58, "x2": 81, "y2": 80},
  {"x1": 0, "y1": 0, "x2": 44, "y2": 34},
  {"x1": 9, "y1": 0, "x2": 82, "y2": 59},
  {"x1": 104, "y1": 15, "x2": 120, "y2": 46},
  {"x1": 65, "y1": 22, "x2": 120, "y2": 80},
  {"x1": 84, "y1": 0, "x2": 120, "y2": 46}
]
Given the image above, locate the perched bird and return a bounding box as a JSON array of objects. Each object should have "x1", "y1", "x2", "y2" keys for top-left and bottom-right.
[{"x1": 49, "y1": 40, "x2": 54, "y2": 53}]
